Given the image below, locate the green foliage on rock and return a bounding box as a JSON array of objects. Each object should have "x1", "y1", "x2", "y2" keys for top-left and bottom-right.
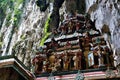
[
  {"x1": 40, "y1": 32, "x2": 51, "y2": 46},
  {"x1": 0, "y1": 0, "x2": 24, "y2": 27},
  {"x1": 13, "y1": 0, "x2": 24, "y2": 27},
  {"x1": 0, "y1": 34, "x2": 3, "y2": 48},
  {"x1": 40, "y1": 14, "x2": 51, "y2": 46},
  {"x1": 44, "y1": 15, "x2": 51, "y2": 33},
  {"x1": 0, "y1": 41, "x2": 3, "y2": 46},
  {"x1": 6, "y1": 13, "x2": 12, "y2": 27},
  {"x1": 20, "y1": 34, "x2": 26, "y2": 40},
  {"x1": 14, "y1": 9, "x2": 22, "y2": 27},
  {"x1": 0, "y1": 0, "x2": 9, "y2": 8}
]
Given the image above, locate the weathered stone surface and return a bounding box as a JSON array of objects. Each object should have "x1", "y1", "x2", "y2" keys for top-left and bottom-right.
[
  {"x1": 86, "y1": 0, "x2": 120, "y2": 66},
  {"x1": 0, "y1": 0, "x2": 48, "y2": 69},
  {"x1": 49, "y1": 0, "x2": 64, "y2": 30}
]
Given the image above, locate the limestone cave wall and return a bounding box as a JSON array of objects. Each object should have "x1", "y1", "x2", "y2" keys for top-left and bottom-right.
[{"x1": 86, "y1": 0, "x2": 120, "y2": 59}]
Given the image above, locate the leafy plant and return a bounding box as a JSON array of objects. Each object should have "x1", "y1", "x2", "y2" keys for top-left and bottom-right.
[
  {"x1": 0, "y1": 0, "x2": 24, "y2": 27},
  {"x1": 6, "y1": 13, "x2": 12, "y2": 26},
  {"x1": 40, "y1": 32, "x2": 51, "y2": 46},
  {"x1": 13, "y1": 0, "x2": 23, "y2": 26},
  {"x1": 14, "y1": 9, "x2": 22, "y2": 27},
  {"x1": 40, "y1": 14, "x2": 51, "y2": 46}
]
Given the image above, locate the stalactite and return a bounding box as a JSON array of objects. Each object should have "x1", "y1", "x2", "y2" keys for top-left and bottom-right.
[{"x1": 49, "y1": 0, "x2": 64, "y2": 30}]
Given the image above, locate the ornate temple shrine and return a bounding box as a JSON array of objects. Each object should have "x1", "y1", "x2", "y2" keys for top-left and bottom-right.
[
  {"x1": 0, "y1": 0, "x2": 120, "y2": 80},
  {"x1": 32, "y1": 12, "x2": 119, "y2": 80}
]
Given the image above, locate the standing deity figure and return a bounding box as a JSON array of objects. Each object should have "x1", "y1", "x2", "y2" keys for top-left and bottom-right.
[
  {"x1": 113, "y1": 48, "x2": 117, "y2": 67},
  {"x1": 97, "y1": 46, "x2": 104, "y2": 67},
  {"x1": 77, "y1": 49, "x2": 82, "y2": 69},
  {"x1": 73, "y1": 53, "x2": 79, "y2": 69},
  {"x1": 63, "y1": 52, "x2": 69, "y2": 70}
]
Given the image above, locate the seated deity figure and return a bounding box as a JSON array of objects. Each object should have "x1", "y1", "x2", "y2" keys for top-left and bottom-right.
[
  {"x1": 84, "y1": 31, "x2": 90, "y2": 42},
  {"x1": 32, "y1": 56, "x2": 39, "y2": 73},
  {"x1": 49, "y1": 52, "x2": 56, "y2": 63},
  {"x1": 51, "y1": 63, "x2": 57, "y2": 72},
  {"x1": 42, "y1": 59, "x2": 47, "y2": 72},
  {"x1": 32, "y1": 55, "x2": 43, "y2": 74},
  {"x1": 85, "y1": 19, "x2": 92, "y2": 30},
  {"x1": 64, "y1": 41, "x2": 71, "y2": 50},
  {"x1": 55, "y1": 57, "x2": 61, "y2": 71},
  {"x1": 51, "y1": 28, "x2": 58, "y2": 37},
  {"x1": 42, "y1": 65, "x2": 46, "y2": 72},
  {"x1": 76, "y1": 21, "x2": 81, "y2": 32},
  {"x1": 60, "y1": 24, "x2": 66, "y2": 35},
  {"x1": 49, "y1": 38, "x2": 58, "y2": 51},
  {"x1": 68, "y1": 20, "x2": 73, "y2": 33},
  {"x1": 48, "y1": 52, "x2": 56, "y2": 72},
  {"x1": 84, "y1": 31, "x2": 91, "y2": 49}
]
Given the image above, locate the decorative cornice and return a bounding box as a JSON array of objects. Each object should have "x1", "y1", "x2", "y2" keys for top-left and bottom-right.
[{"x1": 0, "y1": 55, "x2": 35, "y2": 80}]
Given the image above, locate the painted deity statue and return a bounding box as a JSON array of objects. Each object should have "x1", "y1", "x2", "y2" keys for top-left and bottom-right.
[
  {"x1": 73, "y1": 53, "x2": 79, "y2": 69},
  {"x1": 97, "y1": 46, "x2": 104, "y2": 67},
  {"x1": 63, "y1": 52, "x2": 69, "y2": 70}
]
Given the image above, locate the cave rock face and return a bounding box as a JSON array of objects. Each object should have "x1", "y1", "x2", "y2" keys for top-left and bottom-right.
[
  {"x1": 0, "y1": 0, "x2": 48, "y2": 68},
  {"x1": 86, "y1": 0, "x2": 120, "y2": 66}
]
